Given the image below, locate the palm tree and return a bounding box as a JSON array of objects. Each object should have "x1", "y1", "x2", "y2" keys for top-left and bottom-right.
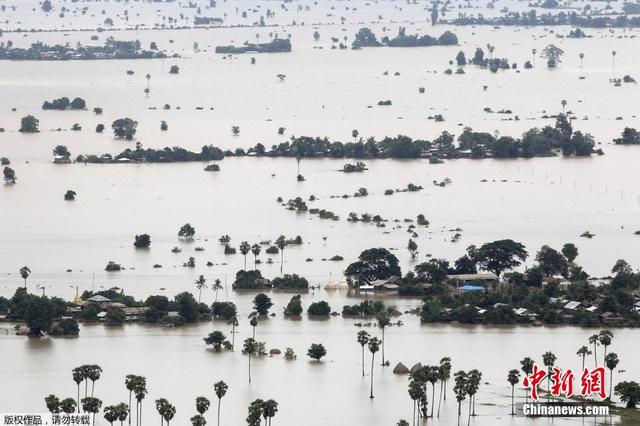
[
  {"x1": 542, "y1": 352, "x2": 557, "y2": 403},
  {"x1": 368, "y1": 337, "x2": 380, "y2": 398},
  {"x1": 356, "y1": 330, "x2": 370, "y2": 377},
  {"x1": 376, "y1": 309, "x2": 391, "y2": 366},
  {"x1": 125, "y1": 375, "x2": 138, "y2": 425},
  {"x1": 561, "y1": 99, "x2": 567, "y2": 114},
  {"x1": 249, "y1": 314, "x2": 258, "y2": 338},
  {"x1": 605, "y1": 353, "x2": 619, "y2": 401},
  {"x1": 466, "y1": 369, "x2": 482, "y2": 424},
  {"x1": 352, "y1": 129, "x2": 359, "y2": 142},
  {"x1": 212, "y1": 279, "x2": 222, "y2": 303},
  {"x1": 577, "y1": 346, "x2": 592, "y2": 371},
  {"x1": 611, "y1": 50, "x2": 616, "y2": 72},
  {"x1": 589, "y1": 334, "x2": 599, "y2": 367},
  {"x1": 520, "y1": 357, "x2": 534, "y2": 403},
  {"x1": 81, "y1": 397, "x2": 103, "y2": 425},
  {"x1": 196, "y1": 397, "x2": 210, "y2": 417},
  {"x1": 243, "y1": 338, "x2": 257, "y2": 383},
  {"x1": 190, "y1": 415, "x2": 206, "y2": 426},
  {"x1": 214, "y1": 381, "x2": 228, "y2": 426},
  {"x1": 45, "y1": 394, "x2": 60, "y2": 414},
  {"x1": 133, "y1": 377, "x2": 147, "y2": 426},
  {"x1": 408, "y1": 380, "x2": 424, "y2": 426},
  {"x1": 240, "y1": 241, "x2": 251, "y2": 270},
  {"x1": 116, "y1": 402, "x2": 129, "y2": 426},
  {"x1": 155, "y1": 398, "x2": 168, "y2": 425},
  {"x1": 579, "y1": 52, "x2": 584, "y2": 68},
  {"x1": 19, "y1": 266, "x2": 30, "y2": 288},
  {"x1": 275, "y1": 235, "x2": 286, "y2": 274},
  {"x1": 162, "y1": 403, "x2": 175, "y2": 426},
  {"x1": 73, "y1": 367, "x2": 85, "y2": 413},
  {"x1": 437, "y1": 357, "x2": 452, "y2": 417},
  {"x1": 453, "y1": 371, "x2": 468, "y2": 426},
  {"x1": 87, "y1": 365, "x2": 102, "y2": 397},
  {"x1": 228, "y1": 314, "x2": 238, "y2": 350},
  {"x1": 507, "y1": 369, "x2": 520, "y2": 415},
  {"x1": 145, "y1": 74, "x2": 151, "y2": 96},
  {"x1": 599, "y1": 329, "x2": 614, "y2": 361},
  {"x1": 104, "y1": 405, "x2": 120, "y2": 425},
  {"x1": 251, "y1": 244, "x2": 261, "y2": 269},
  {"x1": 486, "y1": 43, "x2": 494, "y2": 60},
  {"x1": 532, "y1": 48, "x2": 537, "y2": 68},
  {"x1": 195, "y1": 275, "x2": 207, "y2": 303},
  {"x1": 426, "y1": 366, "x2": 439, "y2": 417},
  {"x1": 262, "y1": 399, "x2": 278, "y2": 426}
]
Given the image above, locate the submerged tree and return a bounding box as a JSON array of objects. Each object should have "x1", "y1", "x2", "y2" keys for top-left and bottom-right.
[
  {"x1": 507, "y1": 369, "x2": 520, "y2": 415},
  {"x1": 357, "y1": 330, "x2": 370, "y2": 377},
  {"x1": 368, "y1": 337, "x2": 380, "y2": 398},
  {"x1": 214, "y1": 381, "x2": 228, "y2": 426}
]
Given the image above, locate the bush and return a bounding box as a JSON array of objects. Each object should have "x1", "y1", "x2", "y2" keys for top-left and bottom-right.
[
  {"x1": 271, "y1": 274, "x2": 309, "y2": 289},
  {"x1": 106, "y1": 309, "x2": 126, "y2": 325},
  {"x1": 284, "y1": 295, "x2": 303, "y2": 316},
  {"x1": 307, "y1": 343, "x2": 327, "y2": 361},
  {"x1": 51, "y1": 319, "x2": 79, "y2": 336},
  {"x1": 308, "y1": 301, "x2": 331, "y2": 316}
]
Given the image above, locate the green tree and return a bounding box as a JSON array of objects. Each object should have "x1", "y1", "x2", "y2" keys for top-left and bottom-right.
[
  {"x1": 214, "y1": 381, "x2": 228, "y2": 426},
  {"x1": 112, "y1": 118, "x2": 138, "y2": 140},
  {"x1": 196, "y1": 397, "x2": 210, "y2": 416},
  {"x1": 251, "y1": 244, "x2": 261, "y2": 269},
  {"x1": 344, "y1": 248, "x2": 401, "y2": 287},
  {"x1": 179, "y1": 223, "x2": 196, "y2": 239},
  {"x1": 154, "y1": 398, "x2": 168, "y2": 426},
  {"x1": 407, "y1": 239, "x2": 418, "y2": 258},
  {"x1": 520, "y1": 357, "x2": 534, "y2": 403},
  {"x1": 561, "y1": 243, "x2": 578, "y2": 263},
  {"x1": 81, "y1": 397, "x2": 103, "y2": 425},
  {"x1": 240, "y1": 241, "x2": 251, "y2": 270},
  {"x1": 190, "y1": 414, "x2": 206, "y2": 426},
  {"x1": 507, "y1": 370, "x2": 520, "y2": 415},
  {"x1": 368, "y1": 337, "x2": 380, "y2": 398},
  {"x1": 262, "y1": 399, "x2": 278, "y2": 426},
  {"x1": 577, "y1": 346, "x2": 592, "y2": 371},
  {"x1": 437, "y1": 357, "x2": 452, "y2": 417},
  {"x1": 243, "y1": 338, "x2": 257, "y2": 383},
  {"x1": 45, "y1": 394, "x2": 61, "y2": 413},
  {"x1": 542, "y1": 352, "x2": 557, "y2": 403},
  {"x1": 86, "y1": 365, "x2": 103, "y2": 396},
  {"x1": 307, "y1": 343, "x2": 327, "y2": 361},
  {"x1": 195, "y1": 275, "x2": 207, "y2": 303},
  {"x1": 588, "y1": 334, "x2": 599, "y2": 367},
  {"x1": 283, "y1": 295, "x2": 303, "y2": 316},
  {"x1": 204, "y1": 331, "x2": 228, "y2": 351},
  {"x1": 275, "y1": 235, "x2": 286, "y2": 274},
  {"x1": 19, "y1": 115, "x2": 39, "y2": 132},
  {"x1": 253, "y1": 293, "x2": 273, "y2": 315},
  {"x1": 357, "y1": 330, "x2": 370, "y2": 377},
  {"x1": 453, "y1": 371, "x2": 468, "y2": 426},
  {"x1": 605, "y1": 353, "x2": 619, "y2": 401},
  {"x1": 614, "y1": 381, "x2": 640, "y2": 408},
  {"x1": 133, "y1": 234, "x2": 151, "y2": 248},
  {"x1": 60, "y1": 398, "x2": 77, "y2": 414},
  {"x1": 473, "y1": 240, "x2": 528, "y2": 277},
  {"x1": 408, "y1": 379, "x2": 424, "y2": 426},
  {"x1": 104, "y1": 405, "x2": 120, "y2": 425},
  {"x1": 376, "y1": 309, "x2": 391, "y2": 366},
  {"x1": 19, "y1": 266, "x2": 30, "y2": 288},
  {"x1": 599, "y1": 329, "x2": 614, "y2": 361},
  {"x1": 535, "y1": 245, "x2": 568, "y2": 276}
]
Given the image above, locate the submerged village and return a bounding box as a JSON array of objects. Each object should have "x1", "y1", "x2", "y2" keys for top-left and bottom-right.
[{"x1": 3, "y1": 0, "x2": 640, "y2": 424}]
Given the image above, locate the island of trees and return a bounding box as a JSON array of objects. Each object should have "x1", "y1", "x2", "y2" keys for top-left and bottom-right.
[
  {"x1": 215, "y1": 38, "x2": 291, "y2": 54},
  {"x1": 352, "y1": 27, "x2": 458, "y2": 48},
  {"x1": 0, "y1": 38, "x2": 169, "y2": 60}
]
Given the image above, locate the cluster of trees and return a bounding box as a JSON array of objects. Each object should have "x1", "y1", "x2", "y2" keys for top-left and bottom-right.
[
  {"x1": 215, "y1": 38, "x2": 291, "y2": 54},
  {"x1": 447, "y1": 10, "x2": 640, "y2": 28},
  {"x1": 0, "y1": 38, "x2": 168, "y2": 60},
  {"x1": 614, "y1": 127, "x2": 640, "y2": 145},
  {"x1": 0, "y1": 288, "x2": 76, "y2": 336},
  {"x1": 78, "y1": 145, "x2": 224, "y2": 163},
  {"x1": 352, "y1": 27, "x2": 458, "y2": 48},
  {"x1": 238, "y1": 118, "x2": 596, "y2": 161},
  {"x1": 42, "y1": 97, "x2": 86, "y2": 110}
]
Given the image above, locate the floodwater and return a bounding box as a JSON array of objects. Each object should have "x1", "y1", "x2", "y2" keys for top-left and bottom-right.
[{"x1": 1, "y1": 0, "x2": 640, "y2": 424}]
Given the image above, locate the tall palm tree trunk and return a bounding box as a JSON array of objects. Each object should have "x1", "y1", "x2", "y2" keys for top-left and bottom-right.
[
  {"x1": 467, "y1": 397, "x2": 472, "y2": 426},
  {"x1": 369, "y1": 354, "x2": 375, "y2": 398},
  {"x1": 217, "y1": 399, "x2": 221, "y2": 426},
  {"x1": 381, "y1": 328, "x2": 385, "y2": 366},
  {"x1": 361, "y1": 347, "x2": 365, "y2": 377},
  {"x1": 437, "y1": 381, "x2": 443, "y2": 417},
  {"x1": 129, "y1": 392, "x2": 132, "y2": 425},
  {"x1": 248, "y1": 354, "x2": 252, "y2": 383},
  {"x1": 431, "y1": 383, "x2": 435, "y2": 417},
  {"x1": 77, "y1": 385, "x2": 80, "y2": 413},
  {"x1": 511, "y1": 386, "x2": 515, "y2": 415}
]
